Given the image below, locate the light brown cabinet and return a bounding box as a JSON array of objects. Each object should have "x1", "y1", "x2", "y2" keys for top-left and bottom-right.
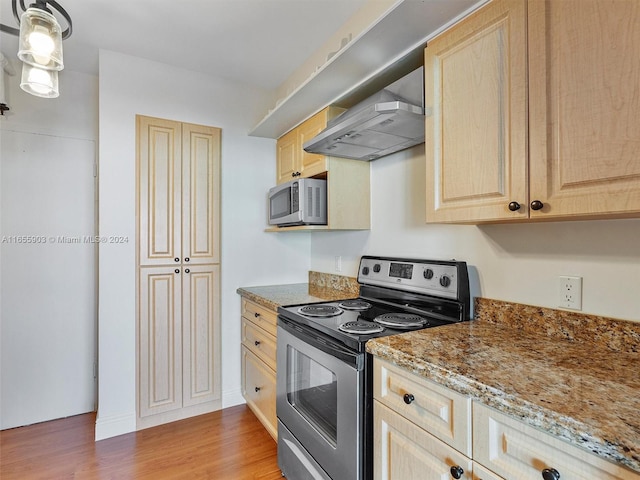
[
  {"x1": 240, "y1": 297, "x2": 278, "y2": 440},
  {"x1": 374, "y1": 357, "x2": 639, "y2": 480},
  {"x1": 136, "y1": 115, "x2": 221, "y2": 429},
  {"x1": 425, "y1": 0, "x2": 640, "y2": 223},
  {"x1": 273, "y1": 107, "x2": 371, "y2": 231}
]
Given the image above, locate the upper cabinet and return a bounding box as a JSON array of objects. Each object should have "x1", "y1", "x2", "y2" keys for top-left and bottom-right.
[
  {"x1": 271, "y1": 107, "x2": 370, "y2": 231},
  {"x1": 276, "y1": 107, "x2": 343, "y2": 184},
  {"x1": 425, "y1": 0, "x2": 640, "y2": 223}
]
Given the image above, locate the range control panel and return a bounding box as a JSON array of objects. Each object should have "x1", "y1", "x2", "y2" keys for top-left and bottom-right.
[{"x1": 357, "y1": 256, "x2": 467, "y2": 300}]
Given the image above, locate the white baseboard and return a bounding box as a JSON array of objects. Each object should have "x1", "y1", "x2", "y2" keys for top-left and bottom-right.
[
  {"x1": 94, "y1": 411, "x2": 136, "y2": 441},
  {"x1": 222, "y1": 387, "x2": 245, "y2": 408}
]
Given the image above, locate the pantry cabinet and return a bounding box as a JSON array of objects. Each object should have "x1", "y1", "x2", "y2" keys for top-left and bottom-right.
[
  {"x1": 240, "y1": 297, "x2": 278, "y2": 440},
  {"x1": 425, "y1": 0, "x2": 640, "y2": 223},
  {"x1": 136, "y1": 115, "x2": 221, "y2": 429},
  {"x1": 373, "y1": 358, "x2": 640, "y2": 480}
]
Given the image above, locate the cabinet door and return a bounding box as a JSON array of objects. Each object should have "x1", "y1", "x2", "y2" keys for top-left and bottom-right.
[
  {"x1": 241, "y1": 345, "x2": 277, "y2": 440},
  {"x1": 137, "y1": 116, "x2": 182, "y2": 265},
  {"x1": 139, "y1": 266, "x2": 183, "y2": 417},
  {"x1": 528, "y1": 0, "x2": 640, "y2": 219},
  {"x1": 298, "y1": 109, "x2": 328, "y2": 178},
  {"x1": 181, "y1": 123, "x2": 221, "y2": 264},
  {"x1": 375, "y1": 401, "x2": 473, "y2": 480},
  {"x1": 276, "y1": 129, "x2": 298, "y2": 184},
  {"x1": 425, "y1": 0, "x2": 528, "y2": 223},
  {"x1": 182, "y1": 265, "x2": 221, "y2": 408}
]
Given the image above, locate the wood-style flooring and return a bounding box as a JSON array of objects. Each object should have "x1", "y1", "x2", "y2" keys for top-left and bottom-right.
[{"x1": 0, "y1": 405, "x2": 282, "y2": 479}]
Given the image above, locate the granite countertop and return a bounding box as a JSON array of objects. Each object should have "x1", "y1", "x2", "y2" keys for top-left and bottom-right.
[
  {"x1": 236, "y1": 272, "x2": 359, "y2": 311},
  {"x1": 366, "y1": 298, "x2": 640, "y2": 474}
]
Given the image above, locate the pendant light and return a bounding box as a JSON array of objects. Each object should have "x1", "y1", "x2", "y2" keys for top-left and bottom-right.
[{"x1": 0, "y1": 0, "x2": 72, "y2": 99}]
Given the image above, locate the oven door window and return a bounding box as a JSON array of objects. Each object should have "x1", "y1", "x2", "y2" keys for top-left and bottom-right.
[
  {"x1": 286, "y1": 345, "x2": 337, "y2": 446},
  {"x1": 270, "y1": 187, "x2": 292, "y2": 220}
]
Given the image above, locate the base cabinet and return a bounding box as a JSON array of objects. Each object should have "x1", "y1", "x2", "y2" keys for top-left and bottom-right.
[
  {"x1": 373, "y1": 358, "x2": 639, "y2": 480},
  {"x1": 240, "y1": 297, "x2": 278, "y2": 440}
]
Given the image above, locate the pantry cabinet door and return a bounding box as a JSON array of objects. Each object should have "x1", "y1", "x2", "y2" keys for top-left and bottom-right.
[
  {"x1": 139, "y1": 266, "x2": 183, "y2": 417},
  {"x1": 182, "y1": 265, "x2": 221, "y2": 408},
  {"x1": 137, "y1": 116, "x2": 182, "y2": 266},
  {"x1": 181, "y1": 123, "x2": 221, "y2": 265},
  {"x1": 425, "y1": 0, "x2": 528, "y2": 223},
  {"x1": 528, "y1": 0, "x2": 640, "y2": 219}
]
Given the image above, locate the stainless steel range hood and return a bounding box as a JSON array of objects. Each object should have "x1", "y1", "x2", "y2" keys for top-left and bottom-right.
[{"x1": 303, "y1": 67, "x2": 425, "y2": 161}]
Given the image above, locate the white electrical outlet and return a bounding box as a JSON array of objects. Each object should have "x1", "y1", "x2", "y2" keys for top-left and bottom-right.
[
  {"x1": 559, "y1": 276, "x2": 582, "y2": 310},
  {"x1": 334, "y1": 256, "x2": 342, "y2": 272}
]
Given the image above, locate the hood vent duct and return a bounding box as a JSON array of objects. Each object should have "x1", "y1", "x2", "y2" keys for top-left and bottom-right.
[{"x1": 303, "y1": 66, "x2": 425, "y2": 161}]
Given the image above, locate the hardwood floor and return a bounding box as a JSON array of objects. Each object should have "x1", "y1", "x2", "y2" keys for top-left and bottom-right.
[{"x1": 0, "y1": 405, "x2": 282, "y2": 479}]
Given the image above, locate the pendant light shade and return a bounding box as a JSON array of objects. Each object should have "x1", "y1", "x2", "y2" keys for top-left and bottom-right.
[
  {"x1": 20, "y1": 62, "x2": 59, "y2": 98},
  {"x1": 18, "y1": 7, "x2": 64, "y2": 71}
]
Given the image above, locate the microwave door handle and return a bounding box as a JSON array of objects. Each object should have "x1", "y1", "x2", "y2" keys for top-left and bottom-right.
[{"x1": 279, "y1": 318, "x2": 363, "y2": 370}]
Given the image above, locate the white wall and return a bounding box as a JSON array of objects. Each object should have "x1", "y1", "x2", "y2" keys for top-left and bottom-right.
[
  {"x1": 310, "y1": 145, "x2": 640, "y2": 322},
  {"x1": 97, "y1": 50, "x2": 311, "y2": 440}
]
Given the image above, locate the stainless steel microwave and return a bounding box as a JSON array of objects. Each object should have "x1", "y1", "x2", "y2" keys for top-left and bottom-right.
[{"x1": 268, "y1": 178, "x2": 327, "y2": 227}]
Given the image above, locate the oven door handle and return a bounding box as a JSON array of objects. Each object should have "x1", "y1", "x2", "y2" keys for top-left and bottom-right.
[{"x1": 279, "y1": 317, "x2": 364, "y2": 371}]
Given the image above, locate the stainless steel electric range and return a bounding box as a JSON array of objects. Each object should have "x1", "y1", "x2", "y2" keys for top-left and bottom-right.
[{"x1": 276, "y1": 255, "x2": 471, "y2": 480}]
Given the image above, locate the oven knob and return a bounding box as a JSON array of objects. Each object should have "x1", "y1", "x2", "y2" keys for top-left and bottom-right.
[
  {"x1": 423, "y1": 268, "x2": 434, "y2": 280},
  {"x1": 440, "y1": 275, "x2": 451, "y2": 287},
  {"x1": 373, "y1": 264, "x2": 381, "y2": 273},
  {"x1": 362, "y1": 266, "x2": 370, "y2": 275}
]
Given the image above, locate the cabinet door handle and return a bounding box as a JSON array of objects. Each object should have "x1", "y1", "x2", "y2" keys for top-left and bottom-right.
[
  {"x1": 508, "y1": 201, "x2": 521, "y2": 211},
  {"x1": 174, "y1": 257, "x2": 180, "y2": 262},
  {"x1": 531, "y1": 200, "x2": 544, "y2": 211},
  {"x1": 542, "y1": 468, "x2": 560, "y2": 480},
  {"x1": 254, "y1": 386, "x2": 261, "y2": 393},
  {"x1": 450, "y1": 465, "x2": 464, "y2": 479},
  {"x1": 254, "y1": 312, "x2": 261, "y2": 318},
  {"x1": 254, "y1": 340, "x2": 261, "y2": 346},
  {"x1": 185, "y1": 257, "x2": 190, "y2": 262},
  {"x1": 184, "y1": 268, "x2": 190, "y2": 274},
  {"x1": 174, "y1": 269, "x2": 180, "y2": 274},
  {"x1": 403, "y1": 393, "x2": 415, "y2": 404}
]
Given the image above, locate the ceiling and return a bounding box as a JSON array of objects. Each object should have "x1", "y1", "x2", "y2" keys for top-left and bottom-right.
[{"x1": 0, "y1": 0, "x2": 368, "y2": 91}]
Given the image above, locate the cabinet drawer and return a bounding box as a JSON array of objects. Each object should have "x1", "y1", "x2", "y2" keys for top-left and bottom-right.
[
  {"x1": 241, "y1": 298, "x2": 277, "y2": 336},
  {"x1": 374, "y1": 358, "x2": 471, "y2": 456},
  {"x1": 375, "y1": 401, "x2": 473, "y2": 480},
  {"x1": 241, "y1": 345, "x2": 277, "y2": 441},
  {"x1": 473, "y1": 403, "x2": 640, "y2": 480},
  {"x1": 241, "y1": 318, "x2": 276, "y2": 371}
]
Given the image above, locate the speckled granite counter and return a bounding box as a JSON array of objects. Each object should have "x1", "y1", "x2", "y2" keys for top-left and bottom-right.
[
  {"x1": 236, "y1": 272, "x2": 358, "y2": 311},
  {"x1": 366, "y1": 298, "x2": 640, "y2": 473}
]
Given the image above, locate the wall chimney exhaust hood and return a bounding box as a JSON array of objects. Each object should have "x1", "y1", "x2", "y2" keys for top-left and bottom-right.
[{"x1": 303, "y1": 66, "x2": 425, "y2": 161}]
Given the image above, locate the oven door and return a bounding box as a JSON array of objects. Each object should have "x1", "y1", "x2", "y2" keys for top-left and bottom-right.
[{"x1": 277, "y1": 317, "x2": 365, "y2": 480}]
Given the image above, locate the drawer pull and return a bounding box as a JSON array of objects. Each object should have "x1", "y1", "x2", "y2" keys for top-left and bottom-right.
[
  {"x1": 254, "y1": 386, "x2": 261, "y2": 393},
  {"x1": 403, "y1": 393, "x2": 415, "y2": 405},
  {"x1": 450, "y1": 465, "x2": 464, "y2": 479},
  {"x1": 254, "y1": 340, "x2": 261, "y2": 346},
  {"x1": 254, "y1": 312, "x2": 261, "y2": 318},
  {"x1": 542, "y1": 468, "x2": 560, "y2": 480}
]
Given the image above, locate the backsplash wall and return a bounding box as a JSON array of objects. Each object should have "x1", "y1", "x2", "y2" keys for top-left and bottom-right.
[{"x1": 309, "y1": 145, "x2": 640, "y2": 322}]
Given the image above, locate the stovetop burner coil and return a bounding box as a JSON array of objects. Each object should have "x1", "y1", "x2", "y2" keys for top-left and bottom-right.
[
  {"x1": 338, "y1": 321, "x2": 385, "y2": 334},
  {"x1": 297, "y1": 305, "x2": 343, "y2": 317},
  {"x1": 373, "y1": 312, "x2": 428, "y2": 329},
  {"x1": 338, "y1": 299, "x2": 372, "y2": 311}
]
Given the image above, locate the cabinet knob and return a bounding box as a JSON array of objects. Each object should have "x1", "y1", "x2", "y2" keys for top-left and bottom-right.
[
  {"x1": 531, "y1": 200, "x2": 544, "y2": 211},
  {"x1": 542, "y1": 468, "x2": 560, "y2": 480},
  {"x1": 254, "y1": 312, "x2": 261, "y2": 318},
  {"x1": 254, "y1": 386, "x2": 261, "y2": 393},
  {"x1": 450, "y1": 465, "x2": 464, "y2": 479},
  {"x1": 174, "y1": 257, "x2": 180, "y2": 262},
  {"x1": 185, "y1": 268, "x2": 190, "y2": 274},
  {"x1": 174, "y1": 269, "x2": 180, "y2": 274},
  {"x1": 508, "y1": 201, "x2": 521, "y2": 211},
  {"x1": 403, "y1": 393, "x2": 415, "y2": 405},
  {"x1": 185, "y1": 257, "x2": 190, "y2": 262},
  {"x1": 254, "y1": 340, "x2": 261, "y2": 346}
]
